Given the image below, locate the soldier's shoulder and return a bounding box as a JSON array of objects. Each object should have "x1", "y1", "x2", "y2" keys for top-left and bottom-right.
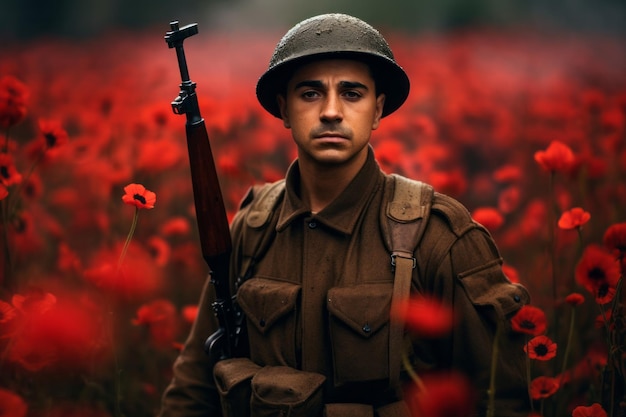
[{"x1": 429, "y1": 192, "x2": 476, "y2": 237}]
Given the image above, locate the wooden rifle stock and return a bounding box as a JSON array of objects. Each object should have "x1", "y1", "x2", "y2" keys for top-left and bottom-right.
[{"x1": 164, "y1": 21, "x2": 239, "y2": 364}]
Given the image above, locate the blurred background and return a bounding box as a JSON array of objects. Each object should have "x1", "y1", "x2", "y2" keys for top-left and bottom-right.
[
  {"x1": 1, "y1": 1, "x2": 625, "y2": 416},
  {"x1": 3, "y1": 0, "x2": 626, "y2": 40}
]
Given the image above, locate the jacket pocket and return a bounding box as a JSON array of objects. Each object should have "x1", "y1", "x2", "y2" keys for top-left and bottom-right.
[
  {"x1": 250, "y1": 365, "x2": 326, "y2": 417},
  {"x1": 457, "y1": 259, "x2": 530, "y2": 320},
  {"x1": 327, "y1": 283, "x2": 393, "y2": 385},
  {"x1": 213, "y1": 357, "x2": 262, "y2": 417},
  {"x1": 237, "y1": 278, "x2": 301, "y2": 367}
]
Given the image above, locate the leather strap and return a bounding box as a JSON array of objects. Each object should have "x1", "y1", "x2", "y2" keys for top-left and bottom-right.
[{"x1": 385, "y1": 174, "x2": 433, "y2": 387}]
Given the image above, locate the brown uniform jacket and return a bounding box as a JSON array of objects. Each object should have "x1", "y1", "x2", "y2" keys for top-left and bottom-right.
[{"x1": 159, "y1": 149, "x2": 531, "y2": 416}]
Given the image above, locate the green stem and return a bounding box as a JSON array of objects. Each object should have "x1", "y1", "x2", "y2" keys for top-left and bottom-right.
[
  {"x1": 556, "y1": 305, "x2": 576, "y2": 417},
  {"x1": 548, "y1": 171, "x2": 559, "y2": 378},
  {"x1": 560, "y1": 308, "x2": 575, "y2": 378},
  {"x1": 7, "y1": 150, "x2": 46, "y2": 217},
  {"x1": 575, "y1": 227, "x2": 584, "y2": 291},
  {"x1": 117, "y1": 207, "x2": 139, "y2": 272},
  {"x1": 401, "y1": 349, "x2": 424, "y2": 391},
  {"x1": 526, "y1": 335, "x2": 535, "y2": 413},
  {"x1": 109, "y1": 208, "x2": 141, "y2": 417}
]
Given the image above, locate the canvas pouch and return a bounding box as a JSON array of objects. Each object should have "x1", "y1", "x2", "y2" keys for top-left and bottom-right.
[
  {"x1": 250, "y1": 365, "x2": 326, "y2": 417},
  {"x1": 213, "y1": 357, "x2": 262, "y2": 417}
]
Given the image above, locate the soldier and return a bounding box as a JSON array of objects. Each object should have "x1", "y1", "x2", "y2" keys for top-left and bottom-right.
[{"x1": 160, "y1": 13, "x2": 530, "y2": 416}]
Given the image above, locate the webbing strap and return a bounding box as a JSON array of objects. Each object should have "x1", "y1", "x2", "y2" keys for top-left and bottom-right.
[
  {"x1": 389, "y1": 255, "x2": 416, "y2": 386},
  {"x1": 238, "y1": 180, "x2": 285, "y2": 285},
  {"x1": 385, "y1": 174, "x2": 433, "y2": 387}
]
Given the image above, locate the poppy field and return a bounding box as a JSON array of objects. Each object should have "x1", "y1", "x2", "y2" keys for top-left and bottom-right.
[{"x1": 1, "y1": 25, "x2": 625, "y2": 416}]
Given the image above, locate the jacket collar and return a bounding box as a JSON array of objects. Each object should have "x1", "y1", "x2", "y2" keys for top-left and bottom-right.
[{"x1": 276, "y1": 147, "x2": 383, "y2": 235}]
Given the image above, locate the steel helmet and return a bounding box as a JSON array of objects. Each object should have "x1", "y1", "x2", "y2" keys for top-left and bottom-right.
[{"x1": 256, "y1": 13, "x2": 410, "y2": 118}]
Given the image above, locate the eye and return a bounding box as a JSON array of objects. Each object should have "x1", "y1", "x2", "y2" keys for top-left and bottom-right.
[
  {"x1": 301, "y1": 90, "x2": 320, "y2": 100},
  {"x1": 343, "y1": 90, "x2": 362, "y2": 100}
]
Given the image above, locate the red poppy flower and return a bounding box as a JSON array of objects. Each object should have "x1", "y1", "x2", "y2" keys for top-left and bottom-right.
[
  {"x1": 575, "y1": 244, "x2": 620, "y2": 298},
  {"x1": 502, "y1": 264, "x2": 520, "y2": 284},
  {"x1": 0, "y1": 75, "x2": 29, "y2": 129},
  {"x1": 20, "y1": 171, "x2": 43, "y2": 200},
  {"x1": 0, "y1": 153, "x2": 23, "y2": 186},
  {"x1": 511, "y1": 305, "x2": 547, "y2": 336},
  {"x1": 374, "y1": 139, "x2": 406, "y2": 173},
  {"x1": 182, "y1": 304, "x2": 198, "y2": 325},
  {"x1": 471, "y1": 207, "x2": 504, "y2": 231},
  {"x1": 6, "y1": 332, "x2": 57, "y2": 371},
  {"x1": 56, "y1": 242, "x2": 83, "y2": 273},
  {"x1": 0, "y1": 300, "x2": 18, "y2": 339},
  {"x1": 38, "y1": 118, "x2": 69, "y2": 150},
  {"x1": 135, "y1": 138, "x2": 184, "y2": 173},
  {"x1": 497, "y1": 185, "x2": 522, "y2": 214},
  {"x1": 391, "y1": 294, "x2": 455, "y2": 338},
  {"x1": 160, "y1": 216, "x2": 191, "y2": 236},
  {"x1": 558, "y1": 208, "x2": 591, "y2": 230},
  {"x1": 603, "y1": 222, "x2": 626, "y2": 255},
  {"x1": 530, "y1": 376, "x2": 560, "y2": 400},
  {"x1": 524, "y1": 335, "x2": 557, "y2": 361},
  {"x1": 0, "y1": 183, "x2": 7, "y2": 200},
  {"x1": 404, "y1": 371, "x2": 476, "y2": 417},
  {"x1": 594, "y1": 285, "x2": 616, "y2": 305},
  {"x1": 7, "y1": 296, "x2": 110, "y2": 371},
  {"x1": 12, "y1": 289, "x2": 57, "y2": 314},
  {"x1": 132, "y1": 299, "x2": 179, "y2": 348},
  {"x1": 0, "y1": 388, "x2": 28, "y2": 417},
  {"x1": 565, "y1": 293, "x2": 585, "y2": 306},
  {"x1": 7, "y1": 210, "x2": 44, "y2": 257},
  {"x1": 595, "y1": 310, "x2": 612, "y2": 329},
  {"x1": 122, "y1": 183, "x2": 156, "y2": 209},
  {"x1": 428, "y1": 169, "x2": 467, "y2": 197},
  {"x1": 82, "y1": 241, "x2": 164, "y2": 300},
  {"x1": 572, "y1": 403, "x2": 608, "y2": 417},
  {"x1": 534, "y1": 140, "x2": 576, "y2": 174},
  {"x1": 146, "y1": 235, "x2": 171, "y2": 267},
  {"x1": 493, "y1": 164, "x2": 522, "y2": 183}
]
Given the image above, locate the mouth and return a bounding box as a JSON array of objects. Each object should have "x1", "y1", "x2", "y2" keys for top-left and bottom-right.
[{"x1": 315, "y1": 132, "x2": 349, "y2": 140}]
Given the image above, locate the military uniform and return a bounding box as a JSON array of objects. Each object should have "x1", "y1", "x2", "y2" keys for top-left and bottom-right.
[
  {"x1": 160, "y1": 13, "x2": 531, "y2": 417},
  {"x1": 160, "y1": 149, "x2": 531, "y2": 416}
]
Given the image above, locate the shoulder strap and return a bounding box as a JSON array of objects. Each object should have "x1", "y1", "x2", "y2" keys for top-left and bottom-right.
[
  {"x1": 237, "y1": 179, "x2": 285, "y2": 287},
  {"x1": 382, "y1": 174, "x2": 434, "y2": 387}
]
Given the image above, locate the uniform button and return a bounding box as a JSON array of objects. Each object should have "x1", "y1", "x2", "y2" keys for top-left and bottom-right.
[
  {"x1": 308, "y1": 221, "x2": 317, "y2": 229},
  {"x1": 513, "y1": 295, "x2": 521, "y2": 302},
  {"x1": 362, "y1": 324, "x2": 371, "y2": 333},
  {"x1": 259, "y1": 319, "x2": 266, "y2": 327}
]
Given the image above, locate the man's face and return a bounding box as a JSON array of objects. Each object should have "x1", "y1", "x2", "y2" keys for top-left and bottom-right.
[{"x1": 277, "y1": 59, "x2": 385, "y2": 168}]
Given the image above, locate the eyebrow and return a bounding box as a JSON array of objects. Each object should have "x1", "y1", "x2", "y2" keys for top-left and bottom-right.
[{"x1": 293, "y1": 80, "x2": 369, "y2": 91}]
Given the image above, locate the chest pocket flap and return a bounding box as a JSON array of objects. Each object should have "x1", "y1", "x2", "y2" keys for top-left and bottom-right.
[
  {"x1": 238, "y1": 278, "x2": 301, "y2": 335},
  {"x1": 327, "y1": 283, "x2": 393, "y2": 384},
  {"x1": 327, "y1": 283, "x2": 392, "y2": 339}
]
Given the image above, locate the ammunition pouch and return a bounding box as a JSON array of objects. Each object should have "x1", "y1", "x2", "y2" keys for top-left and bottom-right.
[
  {"x1": 214, "y1": 358, "x2": 261, "y2": 417},
  {"x1": 214, "y1": 357, "x2": 326, "y2": 417}
]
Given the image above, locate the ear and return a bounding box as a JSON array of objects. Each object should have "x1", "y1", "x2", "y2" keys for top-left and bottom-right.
[
  {"x1": 371, "y1": 93, "x2": 386, "y2": 130},
  {"x1": 277, "y1": 95, "x2": 290, "y2": 128}
]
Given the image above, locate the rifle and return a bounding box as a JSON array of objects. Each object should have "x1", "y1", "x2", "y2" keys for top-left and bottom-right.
[{"x1": 164, "y1": 21, "x2": 242, "y2": 364}]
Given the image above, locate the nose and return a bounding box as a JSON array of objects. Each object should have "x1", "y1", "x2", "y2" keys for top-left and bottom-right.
[{"x1": 320, "y1": 92, "x2": 343, "y2": 123}]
